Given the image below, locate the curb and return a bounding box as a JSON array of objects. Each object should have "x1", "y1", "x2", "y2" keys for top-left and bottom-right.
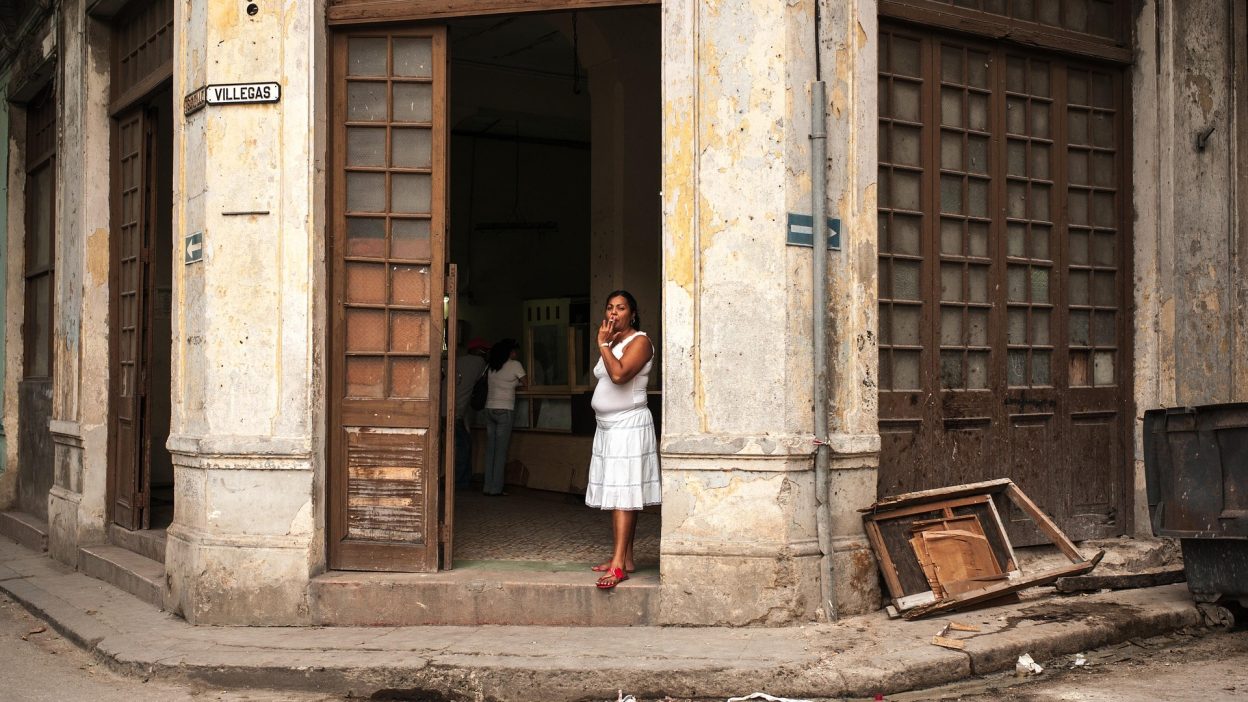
[{"x1": 0, "y1": 537, "x2": 1204, "y2": 701}]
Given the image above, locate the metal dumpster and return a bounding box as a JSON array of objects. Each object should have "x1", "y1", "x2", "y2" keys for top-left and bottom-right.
[{"x1": 1144, "y1": 403, "x2": 1248, "y2": 607}]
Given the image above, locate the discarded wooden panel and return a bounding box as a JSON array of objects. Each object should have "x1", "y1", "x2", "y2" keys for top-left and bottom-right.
[
  {"x1": 909, "y1": 515, "x2": 1004, "y2": 597},
  {"x1": 1054, "y1": 566, "x2": 1186, "y2": 593},
  {"x1": 904, "y1": 551, "x2": 1105, "y2": 620},
  {"x1": 947, "y1": 621, "x2": 981, "y2": 632},
  {"x1": 862, "y1": 479, "x2": 1101, "y2": 618},
  {"x1": 866, "y1": 493, "x2": 1016, "y2": 605}
]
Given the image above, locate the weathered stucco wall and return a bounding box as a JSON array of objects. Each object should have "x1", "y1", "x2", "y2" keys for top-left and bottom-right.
[
  {"x1": 0, "y1": 70, "x2": 12, "y2": 502},
  {"x1": 0, "y1": 14, "x2": 57, "y2": 516},
  {"x1": 660, "y1": 0, "x2": 880, "y2": 624},
  {"x1": 47, "y1": 0, "x2": 113, "y2": 567},
  {"x1": 819, "y1": 0, "x2": 881, "y2": 616},
  {"x1": 1132, "y1": 0, "x2": 1248, "y2": 534},
  {"x1": 166, "y1": 0, "x2": 325, "y2": 625}
]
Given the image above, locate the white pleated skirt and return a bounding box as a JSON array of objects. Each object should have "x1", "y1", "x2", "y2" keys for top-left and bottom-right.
[{"x1": 585, "y1": 405, "x2": 662, "y2": 511}]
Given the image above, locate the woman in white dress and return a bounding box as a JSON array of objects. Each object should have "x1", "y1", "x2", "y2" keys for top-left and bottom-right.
[{"x1": 585, "y1": 290, "x2": 660, "y2": 589}]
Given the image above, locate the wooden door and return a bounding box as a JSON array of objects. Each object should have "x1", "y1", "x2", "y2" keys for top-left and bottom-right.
[
  {"x1": 329, "y1": 27, "x2": 448, "y2": 571},
  {"x1": 18, "y1": 84, "x2": 56, "y2": 522},
  {"x1": 109, "y1": 107, "x2": 156, "y2": 530},
  {"x1": 876, "y1": 26, "x2": 1129, "y2": 543}
]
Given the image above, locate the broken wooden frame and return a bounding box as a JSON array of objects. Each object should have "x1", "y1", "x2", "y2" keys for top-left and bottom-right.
[{"x1": 862, "y1": 479, "x2": 1104, "y2": 620}]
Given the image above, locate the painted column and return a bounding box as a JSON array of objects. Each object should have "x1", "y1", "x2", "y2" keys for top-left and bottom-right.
[
  {"x1": 660, "y1": 0, "x2": 881, "y2": 624},
  {"x1": 47, "y1": 0, "x2": 113, "y2": 567},
  {"x1": 166, "y1": 0, "x2": 324, "y2": 624},
  {"x1": 662, "y1": 0, "x2": 813, "y2": 625}
]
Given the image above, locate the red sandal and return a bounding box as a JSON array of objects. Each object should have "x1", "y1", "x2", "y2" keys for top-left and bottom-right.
[{"x1": 596, "y1": 567, "x2": 629, "y2": 590}]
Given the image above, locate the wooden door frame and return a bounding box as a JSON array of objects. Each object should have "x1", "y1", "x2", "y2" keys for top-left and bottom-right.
[{"x1": 328, "y1": 0, "x2": 658, "y2": 26}]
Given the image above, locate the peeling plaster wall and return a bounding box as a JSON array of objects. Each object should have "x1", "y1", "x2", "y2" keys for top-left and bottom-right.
[
  {"x1": 659, "y1": 0, "x2": 880, "y2": 624},
  {"x1": 0, "y1": 15, "x2": 57, "y2": 515},
  {"x1": 1132, "y1": 0, "x2": 1246, "y2": 534},
  {"x1": 165, "y1": 0, "x2": 324, "y2": 625},
  {"x1": 1, "y1": 99, "x2": 23, "y2": 512},
  {"x1": 0, "y1": 70, "x2": 11, "y2": 495},
  {"x1": 45, "y1": 0, "x2": 113, "y2": 568},
  {"x1": 819, "y1": 0, "x2": 882, "y2": 617}
]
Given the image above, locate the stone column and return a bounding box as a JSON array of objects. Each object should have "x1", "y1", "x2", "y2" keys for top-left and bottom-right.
[
  {"x1": 46, "y1": 0, "x2": 113, "y2": 567},
  {"x1": 659, "y1": 0, "x2": 824, "y2": 626},
  {"x1": 165, "y1": 0, "x2": 324, "y2": 625}
]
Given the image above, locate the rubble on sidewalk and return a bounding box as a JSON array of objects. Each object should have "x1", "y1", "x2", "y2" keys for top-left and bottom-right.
[{"x1": 862, "y1": 479, "x2": 1103, "y2": 619}]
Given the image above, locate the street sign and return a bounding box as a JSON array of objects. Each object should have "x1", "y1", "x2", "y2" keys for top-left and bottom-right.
[
  {"x1": 185, "y1": 231, "x2": 203, "y2": 265},
  {"x1": 184, "y1": 82, "x2": 281, "y2": 115},
  {"x1": 786, "y1": 213, "x2": 842, "y2": 250},
  {"x1": 206, "y1": 82, "x2": 280, "y2": 105}
]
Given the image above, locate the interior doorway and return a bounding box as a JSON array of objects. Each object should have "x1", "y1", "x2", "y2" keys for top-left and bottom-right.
[
  {"x1": 445, "y1": 8, "x2": 662, "y2": 567},
  {"x1": 326, "y1": 5, "x2": 662, "y2": 572}
]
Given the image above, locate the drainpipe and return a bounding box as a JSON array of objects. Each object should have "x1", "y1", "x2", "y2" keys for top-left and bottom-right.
[{"x1": 810, "y1": 78, "x2": 836, "y2": 622}]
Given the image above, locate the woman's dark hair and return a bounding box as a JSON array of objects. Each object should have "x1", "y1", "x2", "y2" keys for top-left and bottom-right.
[
  {"x1": 605, "y1": 289, "x2": 641, "y2": 330},
  {"x1": 488, "y1": 338, "x2": 518, "y2": 371}
]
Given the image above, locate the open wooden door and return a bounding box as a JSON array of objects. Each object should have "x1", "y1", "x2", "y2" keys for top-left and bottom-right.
[
  {"x1": 109, "y1": 107, "x2": 156, "y2": 531},
  {"x1": 329, "y1": 27, "x2": 449, "y2": 571}
]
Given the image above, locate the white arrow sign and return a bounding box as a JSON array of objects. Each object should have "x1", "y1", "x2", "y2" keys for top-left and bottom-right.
[{"x1": 185, "y1": 231, "x2": 204, "y2": 264}]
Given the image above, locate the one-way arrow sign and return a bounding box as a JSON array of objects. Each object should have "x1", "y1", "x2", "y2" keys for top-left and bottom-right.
[{"x1": 185, "y1": 231, "x2": 204, "y2": 264}]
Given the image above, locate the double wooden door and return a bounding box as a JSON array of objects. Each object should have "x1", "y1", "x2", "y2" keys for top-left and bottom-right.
[
  {"x1": 328, "y1": 28, "x2": 450, "y2": 571},
  {"x1": 876, "y1": 25, "x2": 1130, "y2": 544}
]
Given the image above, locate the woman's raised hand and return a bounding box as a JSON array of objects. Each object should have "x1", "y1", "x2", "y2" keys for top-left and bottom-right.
[{"x1": 597, "y1": 318, "x2": 615, "y2": 346}]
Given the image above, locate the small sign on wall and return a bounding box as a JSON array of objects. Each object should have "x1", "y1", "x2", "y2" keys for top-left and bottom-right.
[
  {"x1": 184, "y1": 231, "x2": 204, "y2": 264},
  {"x1": 184, "y1": 82, "x2": 281, "y2": 116},
  {"x1": 786, "y1": 213, "x2": 842, "y2": 250}
]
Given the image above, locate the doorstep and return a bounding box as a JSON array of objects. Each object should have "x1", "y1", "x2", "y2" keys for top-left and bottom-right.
[
  {"x1": 310, "y1": 560, "x2": 659, "y2": 626},
  {"x1": 0, "y1": 511, "x2": 48, "y2": 554}
]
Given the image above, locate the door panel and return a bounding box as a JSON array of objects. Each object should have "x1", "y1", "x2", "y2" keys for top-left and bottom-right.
[
  {"x1": 110, "y1": 109, "x2": 152, "y2": 531},
  {"x1": 877, "y1": 26, "x2": 1129, "y2": 544},
  {"x1": 330, "y1": 27, "x2": 447, "y2": 572}
]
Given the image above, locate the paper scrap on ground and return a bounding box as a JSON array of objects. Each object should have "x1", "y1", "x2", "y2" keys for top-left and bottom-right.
[
  {"x1": 726, "y1": 694, "x2": 814, "y2": 702},
  {"x1": 1016, "y1": 653, "x2": 1044, "y2": 675}
]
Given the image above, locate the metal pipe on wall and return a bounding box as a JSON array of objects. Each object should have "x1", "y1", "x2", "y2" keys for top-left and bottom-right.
[{"x1": 810, "y1": 79, "x2": 837, "y2": 621}]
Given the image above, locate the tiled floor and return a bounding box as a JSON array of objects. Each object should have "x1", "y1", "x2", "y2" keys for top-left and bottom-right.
[{"x1": 451, "y1": 488, "x2": 661, "y2": 567}]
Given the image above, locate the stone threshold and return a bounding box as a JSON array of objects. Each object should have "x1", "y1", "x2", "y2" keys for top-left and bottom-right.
[{"x1": 310, "y1": 560, "x2": 660, "y2": 626}]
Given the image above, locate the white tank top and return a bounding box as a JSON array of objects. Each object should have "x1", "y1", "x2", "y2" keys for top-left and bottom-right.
[{"x1": 591, "y1": 331, "x2": 652, "y2": 417}]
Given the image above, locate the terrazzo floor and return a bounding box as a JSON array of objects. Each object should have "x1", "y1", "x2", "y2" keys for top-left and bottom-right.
[{"x1": 450, "y1": 488, "x2": 661, "y2": 567}]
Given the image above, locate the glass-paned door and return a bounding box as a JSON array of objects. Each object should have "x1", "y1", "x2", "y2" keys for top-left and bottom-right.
[
  {"x1": 877, "y1": 25, "x2": 1128, "y2": 543},
  {"x1": 329, "y1": 28, "x2": 448, "y2": 571}
]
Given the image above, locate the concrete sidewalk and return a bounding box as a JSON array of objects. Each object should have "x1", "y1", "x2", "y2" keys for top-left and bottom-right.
[{"x1": 0, "y1": 537, "x2": 1202, "y2": 701}]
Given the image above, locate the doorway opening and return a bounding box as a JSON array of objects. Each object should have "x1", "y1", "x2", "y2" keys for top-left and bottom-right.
[
  {"x1": 325, "y1": 5, "x2": 661, "y2": 574},
  {"x1": 445, "y1": 7, "x2": 662, "y2": 568},
  {"x1": 108, "y1": 84, "x2": 175, "y2": 540}
]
